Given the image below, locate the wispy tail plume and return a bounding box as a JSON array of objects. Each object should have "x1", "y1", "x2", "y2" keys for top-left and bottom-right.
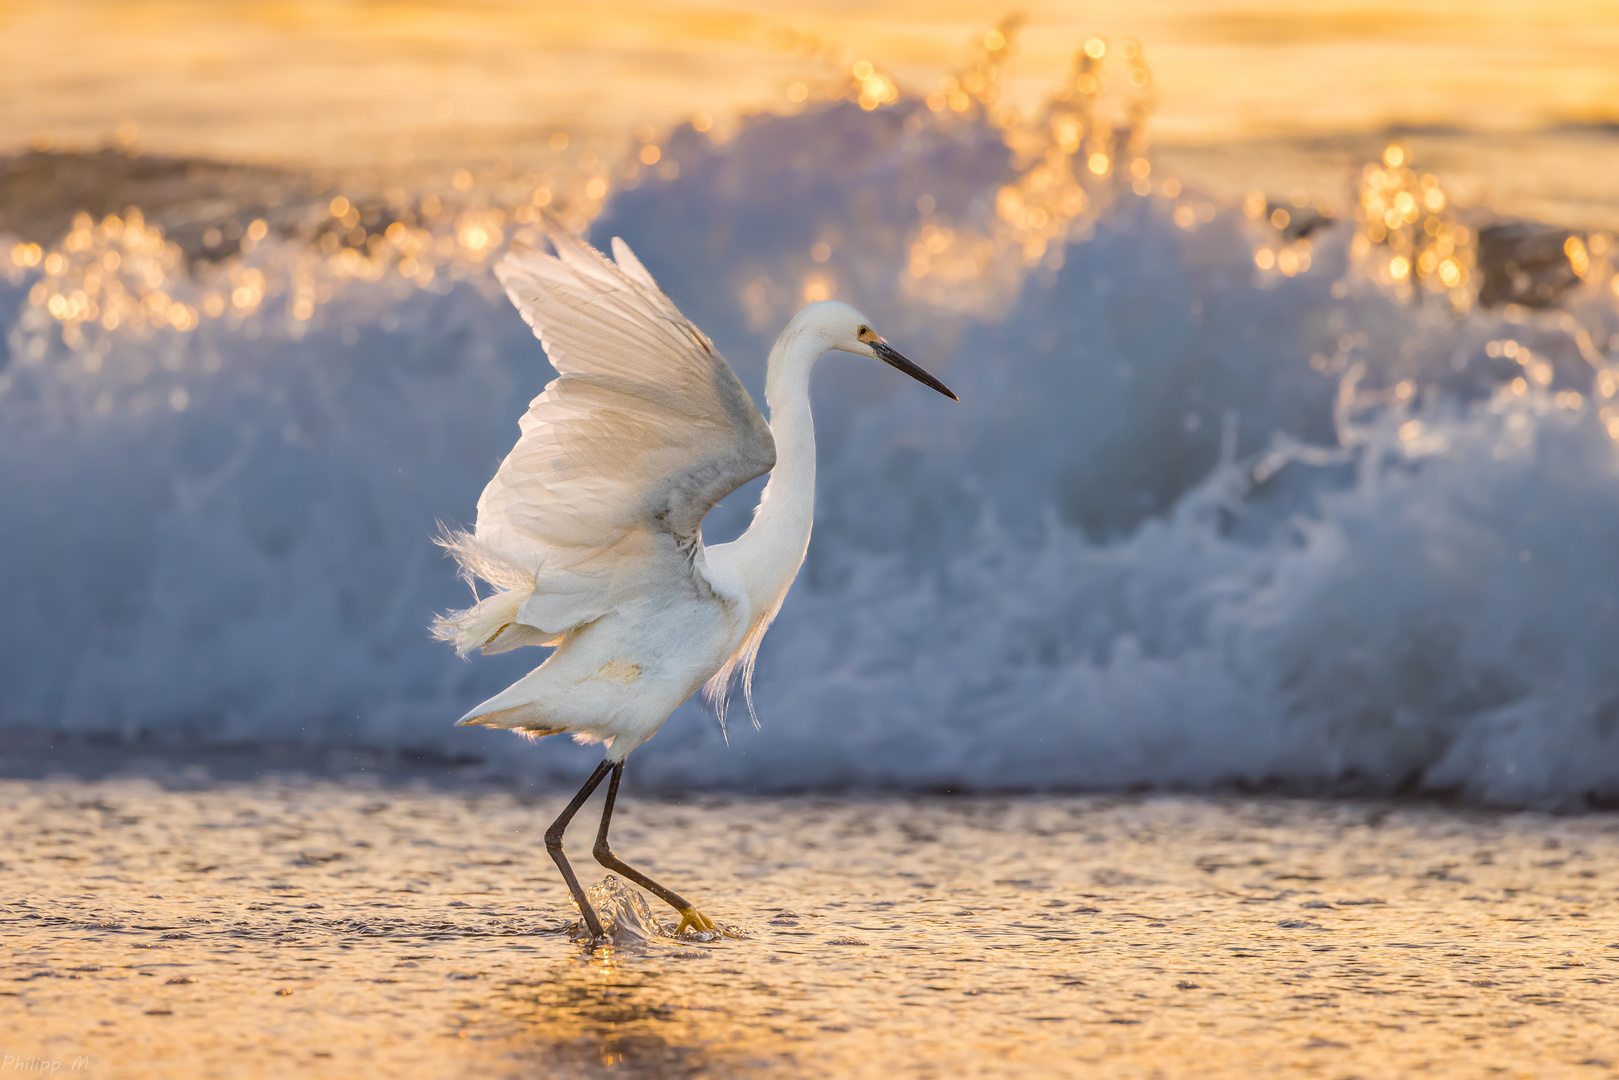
[
  {"x1": 431, "y1": 523, "x2": 538, "y2": 656},
  {"x1": 702, "y1": 590, "x2": 787, "y2": 740}
]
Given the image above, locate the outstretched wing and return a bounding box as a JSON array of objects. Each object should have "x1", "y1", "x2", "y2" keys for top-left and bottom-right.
[{"x1": 436, "y1": 220, "x2": 775, "y2": 653}]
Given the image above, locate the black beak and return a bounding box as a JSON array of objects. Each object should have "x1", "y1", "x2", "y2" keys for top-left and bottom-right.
[{"x1": 872, "y1": 341, "x2": 958, "y2": 401}]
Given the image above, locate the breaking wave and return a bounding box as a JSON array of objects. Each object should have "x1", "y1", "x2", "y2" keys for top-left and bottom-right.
[{"x1": 4, "y1": 85, "x2": 1619, "y2": 805}]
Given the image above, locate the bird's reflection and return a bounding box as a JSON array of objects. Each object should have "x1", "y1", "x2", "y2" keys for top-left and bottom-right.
[{"x1": 485, "y1": 943, "x2": 783, "y2": 1079}]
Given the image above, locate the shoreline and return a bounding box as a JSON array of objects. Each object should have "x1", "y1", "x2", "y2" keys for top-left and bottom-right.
[{"x1": 4, "y1": 733, "x2": 1616, "y2": 814}]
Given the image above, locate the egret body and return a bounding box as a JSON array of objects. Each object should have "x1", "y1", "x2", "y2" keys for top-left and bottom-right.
[{"x1": 434, "y1": 221, "x2": 956, "y2": 938}]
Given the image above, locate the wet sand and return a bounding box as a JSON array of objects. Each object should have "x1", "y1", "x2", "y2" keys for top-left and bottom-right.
[{"x1": 3, "y1": 778, "x2": 1616, "y2": 1078}]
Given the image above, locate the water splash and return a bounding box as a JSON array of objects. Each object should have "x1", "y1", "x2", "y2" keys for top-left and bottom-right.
[
  {"x1": 574, "y1": 877, "x2": 727, "y2": 945},
  {"x1": 902, "y1": 22, "x2": 1159, "y2": 313},
  {"x1": 576, "y1": 877, "x2": 663, "y2": 945}
]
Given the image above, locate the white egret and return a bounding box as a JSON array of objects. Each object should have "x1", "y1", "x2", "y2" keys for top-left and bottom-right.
[{"x1": 433, "y1": 218, "x2": 956, "y2": 939}]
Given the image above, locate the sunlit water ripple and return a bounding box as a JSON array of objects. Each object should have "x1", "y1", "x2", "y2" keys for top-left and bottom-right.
[{"x1": 3, "y1": 779, "x2": 1616, "y2": 1078}]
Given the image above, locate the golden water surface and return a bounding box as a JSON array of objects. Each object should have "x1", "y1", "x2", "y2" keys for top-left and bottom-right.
[{"x1": 4, "y1": 779, "x2": 1616, "y2": 1077}]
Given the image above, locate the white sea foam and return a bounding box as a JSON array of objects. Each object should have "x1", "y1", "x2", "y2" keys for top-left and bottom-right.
[{"x1": 2, "y1": 102, "x2": 1617, "y2": 804}]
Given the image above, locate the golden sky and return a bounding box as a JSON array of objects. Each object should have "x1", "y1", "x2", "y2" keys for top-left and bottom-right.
[{"x1": 5, "y1": 0, "x2": 1619, "y2": 165}]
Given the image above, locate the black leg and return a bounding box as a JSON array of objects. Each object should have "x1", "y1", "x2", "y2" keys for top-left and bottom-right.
[
  {"x1": 592, "y1": 763, "x2": 716, "y2": 934},
  {"x1": 545, "y1": 759, "x2": 614, "y2": 940}
]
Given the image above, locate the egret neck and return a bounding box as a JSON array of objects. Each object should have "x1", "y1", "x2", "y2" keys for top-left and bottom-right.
[{"x1": 726, "y1": 313, "x2": 825, "y2": 622}]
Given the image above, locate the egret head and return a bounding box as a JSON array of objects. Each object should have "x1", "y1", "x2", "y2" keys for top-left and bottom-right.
[{"x1": 807, "y1": 301, "x2": 958, "y2": 401}]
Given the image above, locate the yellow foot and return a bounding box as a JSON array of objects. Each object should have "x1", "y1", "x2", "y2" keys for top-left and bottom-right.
[{"x1": 674, "y1": 906, "x2": 717, "y2": 935}]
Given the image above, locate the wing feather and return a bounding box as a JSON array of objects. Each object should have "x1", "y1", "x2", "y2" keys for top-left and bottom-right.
[{"x1": 434, "y1": 219, "x2": 774, "y2": 654}]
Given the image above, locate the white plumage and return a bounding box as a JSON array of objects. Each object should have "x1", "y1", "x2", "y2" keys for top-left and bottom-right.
[
  {"x1": 438, "y1": 231, "x2": 768, "y2": 631},
  {"x1": 432, "y1": 218, "x2": 955, "y2": 939}
]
